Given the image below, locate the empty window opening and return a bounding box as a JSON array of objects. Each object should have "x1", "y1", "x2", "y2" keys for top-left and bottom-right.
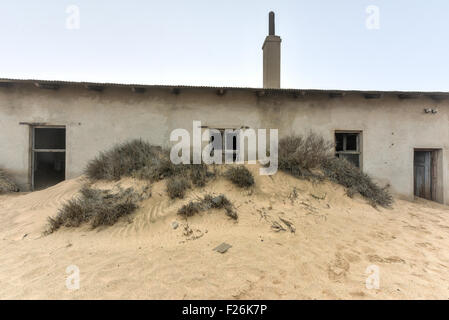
[
  {"x1": 225, "y1": 132, "x2": 239, "y2": 161},
  {"x1": 335, "y1": 132, "x2": 361, "y2": 168},
  {"x1": 209, "y1": 129, "x2": 239, "y2": 162},
  {"x1": 32, "y1": 127, "x2": 66, "y2": 190}
]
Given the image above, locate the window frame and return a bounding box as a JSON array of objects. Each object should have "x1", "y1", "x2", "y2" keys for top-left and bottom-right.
[
  {"x1": 334, "y1": 130, "x2": 362, "y2": 169},
  {"x1": 209, "y1": 128, "x2": 240, "y2": 162}
]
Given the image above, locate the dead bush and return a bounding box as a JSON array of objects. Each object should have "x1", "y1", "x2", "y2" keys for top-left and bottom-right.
[
  {"x1": 190, "y1": 164, "x2": 209, "y2": 187},
  {"x1": 85, "y1": 140, "x2": 214, "y2": 198},
  {"x1": 224, "y1": 165, "x2": 254, "y2": 188},
  {"x1": 177, "y1": 200, "x2": 203, "y2": 217},
  {"x1": 91, "y1": 201, "x2": 138, "y2": 228},
  {"x1": 279, "y1": 133, "x2": 393, "y2": 208},
  {"x1": 85, "y1": 140, "x2": 165, "y2": 181},
  {"x1": 46, "y1": 186, "x2": 141, "y2": 233},
  {"x1": 178, "y1": 194, "x2": 237, "y2": 220},
  {"x1": 278, "y1": 132, "x2": 334, "y2": 179},
  {"x1": 0, "y1": 169, "x2": 19, "y2": 194},
  {"x1": 204, "y1": 194, "x2": 238, "y2": 219},
  {"x1": 322, "y1": 157, "x2": 393, "y2": 208},
  {"x1": 166, "y1": 176, "x2": 190, "y2": 199}
]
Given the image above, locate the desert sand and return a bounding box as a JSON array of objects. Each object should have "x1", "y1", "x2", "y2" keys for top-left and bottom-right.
[{"x1": 1, "y1": 165, "x2": 449, "y2": 299}]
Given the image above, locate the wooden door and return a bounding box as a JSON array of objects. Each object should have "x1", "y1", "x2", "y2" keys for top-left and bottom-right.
[{"x1": 414, "y1": 151, "x2": 431, "y2": 199}]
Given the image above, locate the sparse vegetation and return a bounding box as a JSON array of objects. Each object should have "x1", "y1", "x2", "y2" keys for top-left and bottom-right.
[
  {"x1": 224, "y1": 165, "x2": 255, "y2": 188},
  {"x1": 0, "y1": 169, "x2": 19, "y2": 194},
  {"x1": 166, "y1": 176, "x2": 190, "y2": 199},
  {"x1": 278, "y1": 133, "x2": 393, "y2": 207},
  {"x1": 278, "y1": 132, "x2": 334, "y2": 179},
  {"x1": 44, "y1": 136, "x2": 230, "y2": 234},
  {"x1": 166, "y1": 164, "x2": 211, "y2": 199},
  {"x1": 177, "y1": 200, "x2": 202, "y2": 217},
  {"x1": 178, "y1": 194, "x2": 237, "y2": 220},
  {"x1": 85, "y1": 140, "x2": 165, "y2": 181},
  {"x1": 322, "y1": 157, "x2": 393, "y2": 208},
  {"x1": 189, "y1": 163, "x2": 209, "y2": 187},
  {"x1": 85, "y1": 140, "x2": 213, "y2": 199},
  {"x1": 46, "y1": 186, "x2": 144, "y2": 233},
  {"x1": 48, "y1": 140, "x2": 218, "y2": 233}
]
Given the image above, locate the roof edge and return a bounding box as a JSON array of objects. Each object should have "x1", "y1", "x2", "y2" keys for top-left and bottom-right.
[{"x1": 0, "y1": 77, "x2": 448, "y2": 96}]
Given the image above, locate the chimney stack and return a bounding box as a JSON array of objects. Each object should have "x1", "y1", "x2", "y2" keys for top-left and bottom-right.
[{"x1": 262, "y1": 11, "x2": 281, "y2": 88}]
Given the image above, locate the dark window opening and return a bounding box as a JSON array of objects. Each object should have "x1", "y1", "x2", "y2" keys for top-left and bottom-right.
[
  {"x1": 226, "y1": 133, "x2": 238, "y2": 161},
  {"x1": 34, "y1": 128, "x2": 65, "y2": 150},
  {"x1": 335, "y1": 134, "x2": 344, "y2": 152},
  {"x1": 32, "y1": 127, "x2": 66, "y2": 190},
  {"x1": 209, "y1": 130, "x2": 223, "y2": 157},
  {"x1": 345, "y1": 134, "x2": 358, "y2": 151},
  {"x1": 335, "y1": 132, "x2": 361, "y2": 168},
  {"x1": 209, "y1": 129, "x2": 239, "y2": 162}
]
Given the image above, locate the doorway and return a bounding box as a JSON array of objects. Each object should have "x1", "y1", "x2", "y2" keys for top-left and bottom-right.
[
  {"x1": 413, "y1": 149, "x2": 439, "y2": 201},
  {"x1": 31, "y1": 126, "x2": 66, "y2": 190}
]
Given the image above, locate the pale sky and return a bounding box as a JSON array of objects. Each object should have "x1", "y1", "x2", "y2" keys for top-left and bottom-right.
[{"x1": 0, "y1": 0, "x2": 448, "y2": 91}]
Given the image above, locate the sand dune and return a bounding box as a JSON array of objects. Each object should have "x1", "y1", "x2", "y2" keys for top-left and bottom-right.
[{"x1": 1, "y1": 165, "x2": 449, "y2": 299}]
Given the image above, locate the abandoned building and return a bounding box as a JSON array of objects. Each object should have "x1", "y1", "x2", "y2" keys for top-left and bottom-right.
[{"x1": 1, "y1": 12, "x2": 448, "y2": 204}]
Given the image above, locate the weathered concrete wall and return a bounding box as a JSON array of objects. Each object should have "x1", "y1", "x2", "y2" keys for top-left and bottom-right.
[{"x1": 1, "y1": 83, "x2": 448, "y2": 203}]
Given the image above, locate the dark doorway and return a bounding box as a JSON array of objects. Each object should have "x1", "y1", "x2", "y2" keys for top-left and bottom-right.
[
  {"x1": 32, "y1": 127, "x2": 66, "y2": 190},
  {"x1": 414, "y1": 150, "x2": 437, "y2": 201}
]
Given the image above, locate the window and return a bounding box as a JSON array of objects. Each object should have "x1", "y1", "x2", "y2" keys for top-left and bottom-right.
[
  {"x1": 335, "y1": 132, "x2": 361, "y2": 168},
  {"x1": 209, "y1": 129, "x2": 239, "y2": 162}
]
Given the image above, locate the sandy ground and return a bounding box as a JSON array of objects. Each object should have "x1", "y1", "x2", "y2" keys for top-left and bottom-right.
[{"x1": 1, "y1": 165, "x2": 449, "y2": 299}]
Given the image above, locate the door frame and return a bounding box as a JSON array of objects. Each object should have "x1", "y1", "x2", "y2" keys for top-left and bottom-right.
[
  {"x1": 413, "y1": 148, "x2": 442, "y2": 202},
  {"x1": 29, "y1": 125, "x2": 66, "y2": 191}
]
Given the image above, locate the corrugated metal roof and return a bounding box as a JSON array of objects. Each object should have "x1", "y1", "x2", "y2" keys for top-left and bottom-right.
[{"x1": 0, "y1": 77, "x2": 448, "y2": 97}]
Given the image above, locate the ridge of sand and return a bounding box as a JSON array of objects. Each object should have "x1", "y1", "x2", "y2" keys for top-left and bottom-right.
[{"x1": 1, "y1": 165, "x2": 449, "y2": 299}]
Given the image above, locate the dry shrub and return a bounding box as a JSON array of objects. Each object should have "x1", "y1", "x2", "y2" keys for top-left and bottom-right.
[
  {"x1": 189, "y1": 164, "x2": 209, "y2": 187},
  {"x1": 322, "y1": 157, "x2": 393, "y2": 208},
  {"x1": 85, "y1": 140, "x2": 213, "y2": 199},
  {"x1": 91, "y1": 201, "x2": 138, "y2": 228},
  {"x1": 46, "y1": 186, "x2": 141, "y2": 233},
  {"x1": 178, "y1": 194, "x2": 237, "y2": 220},
  {"x1": 224, "y1": 165, "x2": 255, "y2": 188},
  {"x1": 0, "y1": 169, "x2": 19, "y2": 194},
  {"x1": 204, "y1": 194, "x2": 238, "y2": 220},
  {"x1": 166, "y1": 164, "x2": 210, "y2": 199},
  {"x1": 279, "y1": 133, "x2": 393, "y2": 208},
  {"x1": 278, "y1": 132, "x2": 334, "y2": 179},
  {"x1": 177, "y1": 200, "x2": 202, "y2": 217},
  {"x1": 166, "y1": 176, "x2": 190, "y2": 199},
  {"x1": 133, "y1": 157, "x2": 178, "y2": 181},
  {"x1": 85, "y1": 140, "x2": 165, "y2": 181}
]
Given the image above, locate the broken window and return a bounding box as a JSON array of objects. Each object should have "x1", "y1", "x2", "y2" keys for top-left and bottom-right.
[{"x1": 335, "y1": 132, "x2": 361, "y2": 168}]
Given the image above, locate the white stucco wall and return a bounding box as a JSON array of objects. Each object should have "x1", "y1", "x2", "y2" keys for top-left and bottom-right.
[{"x1": 1, "y1": 83, "x2": 448, "y2": 203}]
